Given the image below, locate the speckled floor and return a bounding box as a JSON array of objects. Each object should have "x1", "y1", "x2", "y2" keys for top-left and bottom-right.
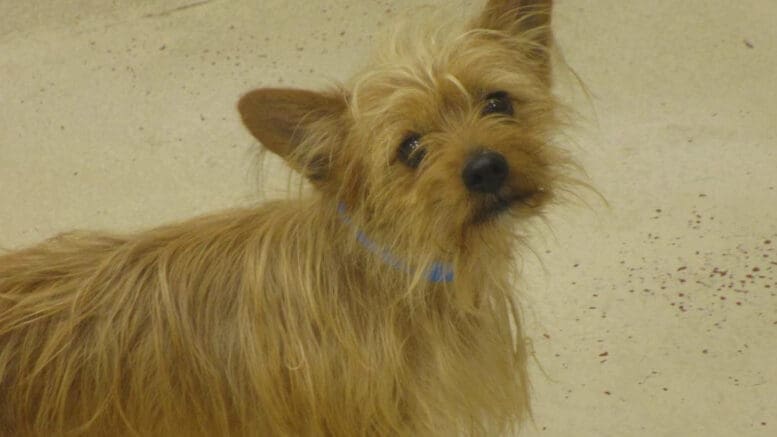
[{"x1": 1, "y1": 1, "x2": 775, "y2": 435}]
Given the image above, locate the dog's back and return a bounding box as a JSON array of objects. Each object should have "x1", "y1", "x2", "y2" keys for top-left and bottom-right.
[{"x1": 0, "y1": 205, "x2": 291, "y2": 435}]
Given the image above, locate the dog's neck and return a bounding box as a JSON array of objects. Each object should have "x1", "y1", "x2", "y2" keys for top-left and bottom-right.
[{"x1": 336, "y1": 203, "x2": 455, "y2": 283}]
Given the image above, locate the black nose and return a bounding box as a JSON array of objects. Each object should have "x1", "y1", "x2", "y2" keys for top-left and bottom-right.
[{"x1": 462, "y1": 151, "x2": 509, "y2": 194}]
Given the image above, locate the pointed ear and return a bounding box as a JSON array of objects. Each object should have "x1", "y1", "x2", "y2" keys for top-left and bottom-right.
[
  {"x1": 476, "y1": 0, "x2": 554, "y2": 51},
  {"x1": 237, "y1": 88, "x2": 347, "y2": 181}
]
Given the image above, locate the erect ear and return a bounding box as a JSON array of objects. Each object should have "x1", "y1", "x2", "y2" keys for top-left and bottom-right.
[
  {"x1": 476, "y1": 0, "x2": 554, "y2": 53},
  {"x1": 237, "y1": 88, "x2": 348, "y2": 182}
]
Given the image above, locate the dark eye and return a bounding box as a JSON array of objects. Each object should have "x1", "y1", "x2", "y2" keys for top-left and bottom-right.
[
  {"x1": 397, "y1": 133, "x2": 426, "y2": 169},
  {"x1": 482, "y1": 91, "x2": 514, "y2": 116}
]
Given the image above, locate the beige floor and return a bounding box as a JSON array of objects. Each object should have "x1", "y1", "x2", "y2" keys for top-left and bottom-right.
[{"x1": 1, "y1": 1, "x2": 775, "y2": 435}]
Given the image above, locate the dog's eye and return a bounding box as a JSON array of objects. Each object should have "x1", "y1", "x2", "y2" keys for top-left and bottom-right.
[
  {"x1": 397, "y1": 134, "x2": 426, "y2": 169},
  {"x1": 482, "y1": 91, "x2": 514, "y2": 116}
]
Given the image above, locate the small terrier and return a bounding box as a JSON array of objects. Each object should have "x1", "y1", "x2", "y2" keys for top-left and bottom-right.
[{"x1": 0, "y1": 0, "x2": 578, "y2": 435}]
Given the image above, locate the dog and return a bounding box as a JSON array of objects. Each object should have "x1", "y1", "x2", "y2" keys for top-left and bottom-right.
[{"x1": 0, "y1": 0, "x2": 578, "y2": 435}]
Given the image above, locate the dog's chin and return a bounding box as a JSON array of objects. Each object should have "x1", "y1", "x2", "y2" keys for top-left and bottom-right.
[{"x1": 471, "y1": 189, "x2": 549, "y2": 225}]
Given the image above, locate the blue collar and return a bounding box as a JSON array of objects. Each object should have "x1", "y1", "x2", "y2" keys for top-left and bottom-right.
[{"x1": 337, "y1": 203, "x2": 454, "y2": 283}]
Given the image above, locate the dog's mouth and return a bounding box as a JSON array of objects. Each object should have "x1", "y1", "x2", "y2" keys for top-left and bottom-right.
[{"x1": 472, "y1": 188, "x2": 549, "y2": 225}]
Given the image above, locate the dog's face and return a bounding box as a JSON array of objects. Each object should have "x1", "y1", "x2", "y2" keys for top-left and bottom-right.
[{"x1": 239, "y1": 0, "x2": 569, "y2": 253}]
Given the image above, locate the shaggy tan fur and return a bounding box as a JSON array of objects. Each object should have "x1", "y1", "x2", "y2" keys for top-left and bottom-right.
[{"x1": 0, "y1": 1, "x2": 579, "y2": 435}]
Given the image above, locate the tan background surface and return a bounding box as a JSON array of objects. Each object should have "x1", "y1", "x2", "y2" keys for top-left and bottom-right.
[{"x1": 1, "y1": 1, "x2": 775, "y2": 435}]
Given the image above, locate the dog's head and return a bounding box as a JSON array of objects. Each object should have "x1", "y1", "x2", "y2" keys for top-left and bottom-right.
[{"x1": 239, "y1": 0, "x2": 572, "y2": 255}]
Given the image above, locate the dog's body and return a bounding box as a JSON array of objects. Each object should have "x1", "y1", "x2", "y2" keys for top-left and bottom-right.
[
  {"x1": 0, "y1": 200, "x2": 527, "y2": 436},
  {"x1": 0, "y1": 1, "x2": 576, "y2": 435}
]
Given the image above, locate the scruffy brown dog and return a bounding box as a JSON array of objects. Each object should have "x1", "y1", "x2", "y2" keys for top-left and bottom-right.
[{"x1": 0, "y1": 1, "x2": 578, "y2": 435}]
